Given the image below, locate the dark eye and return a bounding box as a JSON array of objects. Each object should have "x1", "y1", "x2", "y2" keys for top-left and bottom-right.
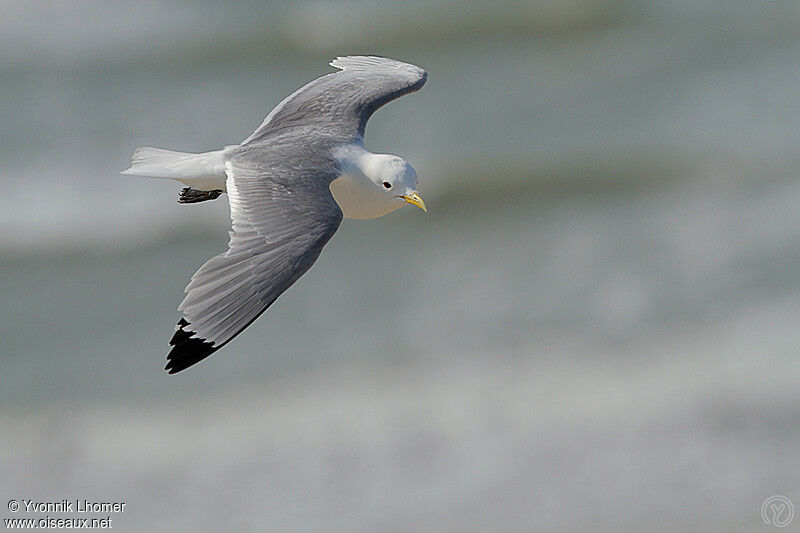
[{"x1": 383, "y1": 181, "x2": 392, "y2": 189}]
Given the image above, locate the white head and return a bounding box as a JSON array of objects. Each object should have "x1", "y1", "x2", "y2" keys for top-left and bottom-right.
[
  {"x1": 362, "y1": 153, "x2": 426, "y2": 212},
  {"x1": 330, "y1": 149, "x2": 427, "y2": 220}
]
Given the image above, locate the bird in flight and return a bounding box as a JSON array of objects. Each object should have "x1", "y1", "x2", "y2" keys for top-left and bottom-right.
[{"x1": 123, "y1": 56, "x2": 428, "y2": 373}]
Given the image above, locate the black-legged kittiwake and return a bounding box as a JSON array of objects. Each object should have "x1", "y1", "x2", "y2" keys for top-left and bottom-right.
[{"x1": 123, "y1": 56, "x2": 428, "y2": 373}]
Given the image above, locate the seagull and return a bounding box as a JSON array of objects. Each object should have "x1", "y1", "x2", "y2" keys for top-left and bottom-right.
[{"x1": 123, "y1": 56, "x2": 428, "y2": 373}]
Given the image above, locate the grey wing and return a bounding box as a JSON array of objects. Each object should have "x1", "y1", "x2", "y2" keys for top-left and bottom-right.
[
  {"x1": 242, "y1": 56, "x2": 427, "y2": 144},
  {"x1": 165, "y1": 155, "x2": 343, "y2": 373}
]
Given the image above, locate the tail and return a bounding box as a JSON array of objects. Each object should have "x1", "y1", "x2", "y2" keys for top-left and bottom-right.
[{"x1": 121, "y1": 146, "x2": 229, "y2": 191}]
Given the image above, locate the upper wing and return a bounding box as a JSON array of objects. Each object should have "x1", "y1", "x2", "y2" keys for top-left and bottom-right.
[
  {"x1": 166, "y1": 149, "x2": 343, "y2": 373},
  {"x1": 242, "y1": 56, "x2": 427, "y2": 144}
]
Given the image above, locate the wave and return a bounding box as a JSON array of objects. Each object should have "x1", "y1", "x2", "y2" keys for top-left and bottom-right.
[
  {"x1": 0, "y1": 146, "x2": 700, "y2": 257},
  {"x1": 5, "y1": 0, "x2": 800, "y2": 257},
  {"x1": 7, "y1": 0, "x2": 800, "y2": 70},
  {"x1": 0, "y1": 0, "x2": 614, "y2": 68}
]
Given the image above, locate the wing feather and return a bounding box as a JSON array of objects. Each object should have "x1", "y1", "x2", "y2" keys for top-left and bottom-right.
[
  {"x1": 165, "y1": 153, "x2": 343, "y2": 373},
  {"x1": 242, "y1": 56, "x2": 427, "y2": 144}
]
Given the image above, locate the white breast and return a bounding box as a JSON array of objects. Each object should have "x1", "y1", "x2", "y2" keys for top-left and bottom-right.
[
  {"x1": 329, "y1": 171, "x2": 399, "y2": 220},
  {"x1": 329, "y1": 144, "x2": 405, "y2": 220}
]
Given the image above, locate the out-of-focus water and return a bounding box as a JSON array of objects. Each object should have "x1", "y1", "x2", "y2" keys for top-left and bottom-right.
[{"x1": 3, "y1": 1, "x2": 800, "y2": 530}]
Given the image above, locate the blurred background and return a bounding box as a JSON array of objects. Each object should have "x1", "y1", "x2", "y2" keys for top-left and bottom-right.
[{"x1": 3, "y1": 0, "x2": 800, "y2": 530}]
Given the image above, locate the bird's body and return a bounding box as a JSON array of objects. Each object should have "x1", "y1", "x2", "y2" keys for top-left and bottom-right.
[{"x1": 123, "y1": 56, "x2": 428, "y2": 373}]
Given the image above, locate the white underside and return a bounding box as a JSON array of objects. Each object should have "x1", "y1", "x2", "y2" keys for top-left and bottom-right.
[
  {"x1": 329, "y1": 171, "x2": 402, "y2": 219},
  {"x1": 121, "y1": 147, "x2": 229, "y2": 191}
]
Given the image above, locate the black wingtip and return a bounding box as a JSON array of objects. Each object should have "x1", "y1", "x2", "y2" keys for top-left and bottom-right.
[{"x1": 165, "y1": 318, "x2": 218, "y2": 374}]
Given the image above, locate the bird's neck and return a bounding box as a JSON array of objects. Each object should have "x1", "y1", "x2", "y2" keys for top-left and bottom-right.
[{"x1": 333, "y1": 143, "x2": 377, "y2": 175}]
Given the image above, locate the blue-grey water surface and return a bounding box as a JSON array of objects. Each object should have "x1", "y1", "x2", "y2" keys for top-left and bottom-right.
[{"x1": 3, "y1": 1, "x2": 800, "y2": 530}]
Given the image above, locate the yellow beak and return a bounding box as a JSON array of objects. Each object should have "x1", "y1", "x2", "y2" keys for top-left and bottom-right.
[{"x1": 402, "y1": 192, "x2": 427, "y2": 212}]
